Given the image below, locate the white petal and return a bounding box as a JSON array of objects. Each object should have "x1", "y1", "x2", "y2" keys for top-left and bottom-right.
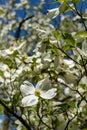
[
  {"x1": 4, "y1": 71, "x2": 10, "y2": 78},
  {"x1": 47, "y1": 8, "x2": 59, "y2": 19},
  {"x1": 63, "y1": 59, "x2": 74, "y2": 68},
  {"x1": 36, "y1": 78, "x2": 51, "y2": 91},
  {"x1": 22, "y1": 95, "x2": 38, "y2": 107},
  {"x1": 20, "y1": 81, "x2": 35, "y2": 96},
  {"x1": 40, "y1": 88, "x2": 57, "y2": 99}
]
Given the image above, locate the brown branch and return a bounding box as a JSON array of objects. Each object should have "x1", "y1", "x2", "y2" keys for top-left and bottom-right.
[
  {"x1": 37, "y1": 103, "x2": 52, "y2": 129},
  {"x1": 0, "y1": 98, "x2": 32, "y2": 130},
  {"x1": 57, "y1": 46, "x2": 81, "y2": 66},
  {"x1": 73, "y1": 2, "x2": 87, "y2": 32},
  {"x1": 76, "y1": 48, "x2": 87, "y2": 76},
  {"x1": 64, "y1": 111, "x2": 78, "y2": 130},
  {"x1": 15, "y1": 15, "x2": 34, "y2": 39}
]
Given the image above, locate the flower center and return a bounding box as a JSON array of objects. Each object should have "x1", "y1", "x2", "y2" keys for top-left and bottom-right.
[
  {"x1": 6, "y1": 67, "x2": 9, "y2": 71},
  {"x1": 34, "y1": 89, "x2": 40, "y2": 97},
  {"x1": 9, "y1": 47, "x2": 14, "y2": 52}
]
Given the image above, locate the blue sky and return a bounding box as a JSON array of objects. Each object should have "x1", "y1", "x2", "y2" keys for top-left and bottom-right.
[
  {"x1": 0, "y1": 0, "x2": 87, "y2": 17},
  {"x1": 0, "y1": 0, "x2": 87, "y2": 37}
]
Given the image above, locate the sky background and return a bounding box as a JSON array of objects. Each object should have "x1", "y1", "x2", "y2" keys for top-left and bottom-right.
[
  {"x1": 0, "y1": 0, "x2": 87, "y2": 23},
  {"x1": 0, "y1": 0, "x2": 87, "y2": 13},
  {"x1": 0, "y1": 0, "x2": 86, "y2": 129},
  {"x1": 0, "y1": 0, "x2": 86, "y2": 44}
]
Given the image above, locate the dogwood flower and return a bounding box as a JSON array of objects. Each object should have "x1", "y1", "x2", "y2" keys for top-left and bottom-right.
[
  {"x1": 47, "y1": 8, "x2": 59, "y2": 19},
  {"x1": 20, "y1": 79, "x2": 57, "y2": 107},
  {"x1": 0, "y1": 41, "x2": 26, "y2": 56}
]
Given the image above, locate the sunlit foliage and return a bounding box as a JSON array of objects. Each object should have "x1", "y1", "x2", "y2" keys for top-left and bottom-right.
[{"x1": 0, "y1": 0, "x2": 87, "y2": 130}]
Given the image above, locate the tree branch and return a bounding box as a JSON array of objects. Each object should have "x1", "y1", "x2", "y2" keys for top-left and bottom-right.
[
  {"x1": 73, "y1": 2, "x2": 87, "y2": 32},
  {"x1": 64, "y1": 111, "x2": 78, "y2": 130},
  {"x1": 15, "y1": 15, "x2": 34, "y2": 39},
  {"x1": 0, "y1": 98, "x2": 32, "y2": 130}
]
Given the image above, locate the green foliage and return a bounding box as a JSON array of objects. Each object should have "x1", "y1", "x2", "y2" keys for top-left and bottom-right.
[
  {"x1": 62, "y1": 33, "x2": 76, "y2": 46},
  {"x1": 0, "y1": 104, "x2": 4, "y2": 112},
  {"x1": 13, "y1": 92, "x2": 20, "y2": 105},
  {"x1": 52, "y1": 29, "x2": 60, "y2": 40},
  {"x1": 75, "y1": 31, "x2": 87, "y2": 38},
  {"x1": 59, "y1": 1, "x2": 71, "y2": 14},
  {"x1": 0, "y1": 0, "x2": 87, "y2": 130}
]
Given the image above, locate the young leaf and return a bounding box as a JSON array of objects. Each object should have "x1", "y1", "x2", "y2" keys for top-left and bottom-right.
[
  {"x1": 52, "y1": 29, "x2": 60, "y2": 40},
  {"x1": 59, "y1": 1, "x2": 71, "y2": 14},
  {"x1": 75, "y1": 31, "x2": 87, "y2": 38},
  {"x1": 62, "y1": 33, "x2": 76, "y2": 46}
]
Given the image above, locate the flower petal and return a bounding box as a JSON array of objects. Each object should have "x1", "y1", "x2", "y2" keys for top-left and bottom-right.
[
  {"x1": 40, "y1": 88, "x2": 57, "y2": 99},
  {"x1": 20, "y1": 81, "x2": 35, "y2": 96},
  {"x1": 47, "y1": 8, "x2": 59, "y2": 19},
  {"x1": 22, "y1": 95, "x2": 38, "y2": 107},
  {"x1": 36, "y1": 78, "x2": 51, "y2": 91}
]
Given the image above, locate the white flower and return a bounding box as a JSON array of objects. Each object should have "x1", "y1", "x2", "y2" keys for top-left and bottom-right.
[
  {"x1": 0, "y1": 41, "x2": 26, "y2": 56},
  {"x1": 0, "y1": 63, "x2": 10, "y2": 78},
  {"x1": 47, "y1": 8, "x2": 59, "y2": 19},
  {"x1": 20, "y1": 79, "x2": 57, "y2": 107},
  {"x1": 43, "y1": 53, "x2": 52, "y2": 62},
  {"x1": 58, "y1": 69, "x2": 78, "y2": 84},
  {"x1": 63, "y1": 59, "x2": 75, "y2": 68}
]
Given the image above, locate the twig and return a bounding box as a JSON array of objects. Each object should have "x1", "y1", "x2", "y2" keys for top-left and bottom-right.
[
  {"x1": 76, "y1": 48, "x2": 87, "y2": 76},
  {"x1": 64, "y1": 111, "x2": 78, "y2": 130},
  {"x1": 15, "y1": 15, "x2": 34, "y2": 39},
  {"x1": 0, "y1": 98, "x2": 32, "y2": 130},
  {"x1": 57, "y1": 46, "x2": 81, "y2": 66},
  {"x1": 37, "y1": 103, "x2": 52, "y2": 129},
  {"x1": 73, "y1": 2, "x2": 87, "y2": 32}
]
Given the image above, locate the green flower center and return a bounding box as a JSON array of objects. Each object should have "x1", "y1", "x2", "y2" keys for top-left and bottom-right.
[
  {"x1": 9, "y1": 47, "x2": 14, "y2": 52},
  {"x1": 34, "y1": 89, "x2": 40, "y2": 97}
]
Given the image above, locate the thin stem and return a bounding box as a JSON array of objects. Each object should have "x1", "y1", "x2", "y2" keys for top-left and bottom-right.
[
  {"x1": 64, "y1": 111, "x2": 78, "y2": 130},
  {"x1": 57, "y1": 46, "x2": 81, "y2": 66},
  {"x1": 0, "y1": 98, "x2": 32, "y2": 130},
  {"x1": 66, "y1": 1, "x2": 87, "y2": 31},
  {"x1": 15, "y1": 15, "x2": 34, "y2": 39},
  {"x1": 76, "y1": 48, "x2": 87, "y2": 76},
  {"x1": 37, "y1": 102, "x2": 52, "y2": 129},
  {"x1": 73, "y1": 2, "x2": 87, "y2": 32}
]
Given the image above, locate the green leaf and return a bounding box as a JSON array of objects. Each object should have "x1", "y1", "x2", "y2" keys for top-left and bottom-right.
[
  {"x1": 52, "y1": 29, "x2": 60, "y2": 40},
  {"x1": 13, "y1": 92, "x2": 20, "y2": 105},
  {"x1": 62, "y1": 45, "x2": 71, "y2": 51},
  {"x1": 40, "y1": 38, "x2": 50, "y2": 52},
  {"x1": 49, "y1": 44, "x2": 58, "y2": 55},
  {"x1": 67, "y1": 101, "x2": 75, "y2": 108},
  {"x1": 4, "y1": 58, "x2": 15, "y2": 68},
  {"x1": 0, "y1": 70, "x2": 4, "y2": 76},
  {"x1": 0, "y1": 104, "x2": 4, "y2": 112},
  {"x1": 58, "y1": 103, "x2": 70, "y2": 111},
  {"x1": 0, "y1": 8, "x2": 4, "y2": 15},
  {"x1": 62, "y1": 33, "x2": 76, "y2": 46},
  {"x1": 59, "y1": 1, "x2": 71, "y2": 14},
  {"x1": 75, "y1": 31, "x2": 87, "y2": 38},
  {"x1": 79, "y1": 84, "x2": 87, "y2": 91}
]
